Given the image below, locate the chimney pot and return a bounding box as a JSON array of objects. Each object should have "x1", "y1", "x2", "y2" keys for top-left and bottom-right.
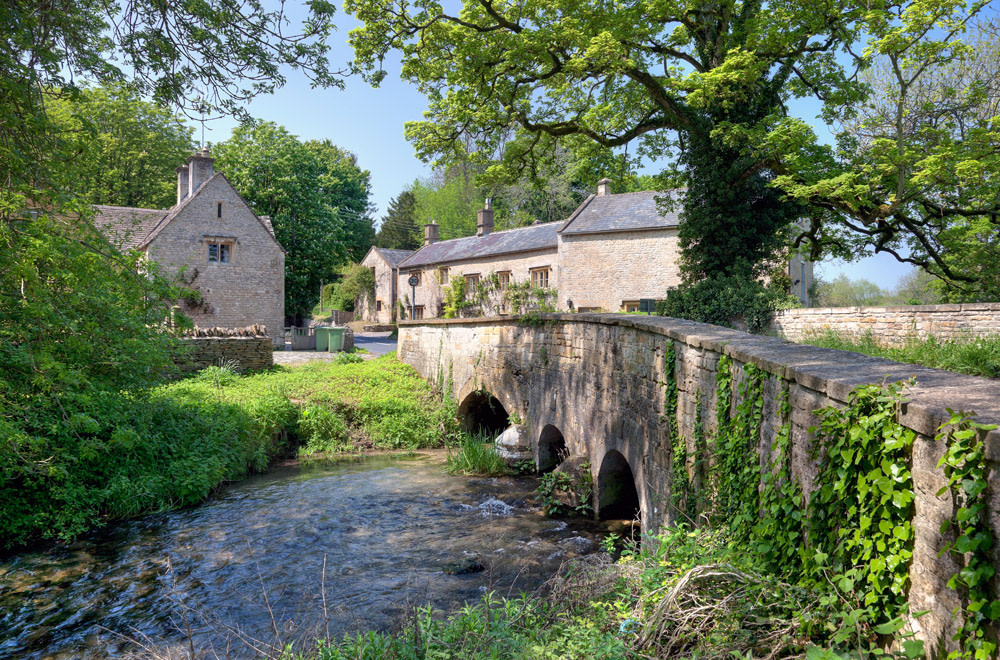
[
  {"x1": 424, "y1": 220, "x2": 439, "y2": 246},
  {"x1": 597, "y1": 178, "x2": 612, "y2": 196},
  {"x1": 476, "y1": 201, "x2": 494, "y2": 237},
  {"x1": 187, "y1": 148, "x2": 215, "y2": 197}
]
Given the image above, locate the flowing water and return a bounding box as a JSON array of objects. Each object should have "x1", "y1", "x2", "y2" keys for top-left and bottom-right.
[{"x1": 0, "y1": 452, "x2": 602, "y2": 658}]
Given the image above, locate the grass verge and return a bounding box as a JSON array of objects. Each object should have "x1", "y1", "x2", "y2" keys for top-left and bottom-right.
[
  {"x1": 1, "y1": 354, "x2": 456, "y2": 550},
  {"x1": 801, "y1": 330, "x2": 1000, "y2": 379}
]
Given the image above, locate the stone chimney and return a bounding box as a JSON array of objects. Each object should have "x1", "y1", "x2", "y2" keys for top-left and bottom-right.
[
  {"x1": 187, "y1": 147, "x2": 215, "y2": 196},
  {"x1": 176, "y1": 164, "x2": 189, "y2": 205},
  {"x1": 424, "y1": 220, "x2": 439, "y2": 246},
  {"x1": 476, "y1": 198, "x2": 494, "y2": 237},
  {"x1": 597, "y1": 177, "x2": 612, "y2": 196}
]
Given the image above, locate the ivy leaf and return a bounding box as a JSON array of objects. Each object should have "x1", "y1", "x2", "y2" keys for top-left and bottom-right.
[
  {"x1": 873, "y1": 618, "x2": 906, "y2": 635},
  {"x1": 902, "y1": 640, "x2": 925, "y2": 659}
]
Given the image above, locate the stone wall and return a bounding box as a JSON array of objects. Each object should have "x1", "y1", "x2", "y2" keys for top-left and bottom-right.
[
  {"x1": 770, "y1": 303, "x2": 1000, "y2": 345},
  {"x1": 148, "y1": 175, "x2": 285, "y2": 347},
  {"x1": 557, "y1": 228, "x2": 682, "y2": 312},
  {"x1": 399, "y1": 248, "x2": 558, "y2": 319},
  {"x1": 176, "y1": 336, "x2": 274, "y2": 373},
  {"x1": 399, "y1": 313, "x2": 1000, "y2": 653}
]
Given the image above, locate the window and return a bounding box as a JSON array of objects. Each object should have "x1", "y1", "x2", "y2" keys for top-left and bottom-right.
[
  {"x1": 497, "y1": 271, "x2": 511, "y2": 291},
  {"x1": 530, "y1": 267, "x2": 550, "y2": 289},
  {"x1": 217, "y1": 202, "x2": 223, "y2": 218},
  {"x1": 439, "y1": 267, "x2": 449, "y2": 284},
  {"x1": 376, "y1": 300, "x2": 383, "y2": 312},
  {"x1": 465, "y1": 273, "x2": 480, "y2": 288},
  {"x1": 622, "y1": 300, "x2": 640, "y2": 313},
  {"x1": 413, "y1": 305, "x2": 425, "y2": 320},
  {"x1": 208, "y1": 241, "x2": 231, "y2": 263}
]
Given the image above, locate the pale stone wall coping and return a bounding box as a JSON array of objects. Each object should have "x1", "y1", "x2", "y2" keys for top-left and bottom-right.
[{"x1": 401, "y1": 313, "x2": 1000, "y2": 446}]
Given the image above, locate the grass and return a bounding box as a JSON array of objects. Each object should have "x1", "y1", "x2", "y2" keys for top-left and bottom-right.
[
  {"x1": 801, "y1": 330, "x2": 1000, "y2": 379},
  {"x1": 1, "y1": 354, "x2": 456, "y2": 549},
  {"x1": 444, "y1": 431, "x2": 511, "y2": 476}
]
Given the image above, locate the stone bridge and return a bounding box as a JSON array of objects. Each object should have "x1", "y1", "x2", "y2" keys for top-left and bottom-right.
[{"x1": 399, "y1": 313, "x2": 1000, "y2": 650}]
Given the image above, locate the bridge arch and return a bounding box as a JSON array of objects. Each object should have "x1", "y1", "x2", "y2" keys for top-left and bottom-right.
[
  {"x1": 596, "y1": 450, "x2": 641, "y2": 521},
  {"x1": 457, "y1": 389, "x2": 509, "y2": 437},
  {"x1": 536, "y1": 424, "x2": 567, "y2": 472}
]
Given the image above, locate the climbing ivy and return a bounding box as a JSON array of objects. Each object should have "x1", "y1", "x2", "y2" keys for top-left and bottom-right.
[
  {"x1": 752, "y1": 384, "x2": 804, "y2": 574},
  {"x1": 714, "y1": 361, "x2": 767, "y2": 539},
  {"x1": 716, "y1": 354, "x2": 732, "y2": 429},
  {"x1": 805, "y1": 381, "x2": 916, "y2": 624},
  {"x1": 936, "y1": 410, "x2": 1000, "y2": 660},
  {"x1": 662, "y1": 342, "x2": 688, "y2": 519}
]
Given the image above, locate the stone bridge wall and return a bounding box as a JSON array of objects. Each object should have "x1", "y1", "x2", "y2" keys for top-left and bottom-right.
[
  {"x1": 769, "y1": 303, "x2": 1000, "y2": 345},
  {"x1": 399, "y1": 313, "x2": 1000, "y2": 652}
]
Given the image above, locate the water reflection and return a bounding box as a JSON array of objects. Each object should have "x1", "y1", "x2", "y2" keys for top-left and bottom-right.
[{"x1": 0, "y1": 453, "x2": 600, "y2": 658}]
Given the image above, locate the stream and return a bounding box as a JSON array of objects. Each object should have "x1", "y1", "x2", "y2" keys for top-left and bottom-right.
[{"x1": 0, "y1": 452, "x2": 602, "y2": 658}]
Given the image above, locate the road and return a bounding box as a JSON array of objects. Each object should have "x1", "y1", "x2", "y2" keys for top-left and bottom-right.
[{"x1": 354, "y1": 331, "x2": 398, "y2": 356}]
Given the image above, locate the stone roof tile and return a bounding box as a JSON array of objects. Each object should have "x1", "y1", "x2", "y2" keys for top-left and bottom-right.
[
  {"x1": 558, "y1": 190, "x2": 681, "y2": 235},
  {"x1": 398, "y1": 222, "x2": 559, "y2": 269}
]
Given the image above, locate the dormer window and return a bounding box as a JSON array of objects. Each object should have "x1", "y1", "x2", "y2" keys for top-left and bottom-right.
[{"x1": 217, "y1": 202, "x2": 223, "y2": 218}]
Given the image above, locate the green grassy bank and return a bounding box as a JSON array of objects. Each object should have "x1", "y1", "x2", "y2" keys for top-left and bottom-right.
[
  {"x1": 0, "y1": 354, "x2": 455, "y2": 550},
  {"x1": 800, "y1": 330, "x2": 1000, "y2": 379}
]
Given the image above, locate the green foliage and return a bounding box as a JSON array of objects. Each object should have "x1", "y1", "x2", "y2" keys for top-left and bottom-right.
[
  {"x1": 214, "y1": 123, "x2": 374, "y2": 320},
  {"x1": 657, "y1": 276, "x2": 800, "y2": 334},
  {"x1": 663, "y1": 342, "x2": 688, "y2": 519},
  {"x1": 443, "y1": 275, "x2": 475, "y2": 318},
  {"x1": 329, "y1": 263, "x2": 376, "y2": 312},
  {"x1": 537, "y1": 464, "x2": 594, "y2": 518},
  {"x1": 445, "y1": 431, "x2": 510, "y2": 476},
  {"x1": 46, "y1": 84, "x2": 195, "y2": 208},
  {"x1": 714, "y1": 362, "x2": 767, "y2": 538},
  {"x1": 375, "y1": 190, "x2": 420, "y2": 250},
  {"x1": 802, "y1": 330, "x2": 1000, "y2": 380},
  {"x1": 813, "y1": 271, "x2": 943, "y2": 308},
  {"x1": 299, "y1": 404, "x2": 351, "y2": 455},
  {"x1": 935, "y1": 411, "x2": 1000, "y2": 659},
  {"x1": 806, "y1": 382, "x2": 916, "y2": 623},
  {"x1": 1, "y1": 354, "x2": 453, "y2": 549}
]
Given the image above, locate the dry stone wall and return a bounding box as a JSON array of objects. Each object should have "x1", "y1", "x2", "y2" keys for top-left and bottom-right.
[
  {"x1": 176, "y1": 336, "x2": 274, "y2": 373},
  {"x1": 770, "y1": 303, "x2": 1000, "y2": 345},
  {"x1": 399, "y1": 313, "x2": 1000, "y2": 654}
]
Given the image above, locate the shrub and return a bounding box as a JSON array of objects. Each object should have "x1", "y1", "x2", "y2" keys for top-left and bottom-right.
[
  {"x1": 299, "y1": 404, "x2": 351, "y2": 455},
  {"x1": 657, "y1": 276, "x2": 800, "y2": 333}
]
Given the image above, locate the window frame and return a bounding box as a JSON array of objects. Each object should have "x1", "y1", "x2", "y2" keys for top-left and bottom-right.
[
  {"x1": 438, "y1": 267, "x2": 449, "y2": 284},
  {"x1": 207, "y1": 240, "x2": 234, "y2": 264},
  {"x1": 530, "y1": 267, "x2": 550, "y2": 289},
  {"x1": 464, "y1": 272, "x2": 480, "y2": 288},
  {"x1": 622, "y1": 300, "x2": 640, "y2": 313},
  {"x1": 496, "y1": 271, "x2": 511, "y2": 291},
  {"x1": 217, "y1": 202, "x2": 223, "y2": 218},
  {"x1": 413, "y1": 305, "x2": 425, "y2": 320}
]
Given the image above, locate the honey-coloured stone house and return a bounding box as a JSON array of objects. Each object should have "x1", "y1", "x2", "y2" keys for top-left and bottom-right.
[
  {"x1": 93, "y1": 148, "x2": 286, "y2": 346},
  {"x1": 379, "y1": 178, "x2": 814, "y2": 320},
  {"x1": 358, "y1": 246, "x2": 415, "y2": 324}
]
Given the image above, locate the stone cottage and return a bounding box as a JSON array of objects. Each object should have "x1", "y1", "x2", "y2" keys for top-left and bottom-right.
[
  {"x1": 374, "y1": 178, "x2": 814, "y2": 320},
  {"x1": 358, "y1": 246, "x2": 414, "y2": 323},
  {"x1": 397, "y1": 202, "x2": 561, "y2": 319},
  {"x1": 93, "y1": 148, "x2": 286, "y2": 345}
]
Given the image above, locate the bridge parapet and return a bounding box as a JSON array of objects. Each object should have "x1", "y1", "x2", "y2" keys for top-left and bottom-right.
[{"x1": 400, "y1": 313, "x2": 1000, "y2": 651}]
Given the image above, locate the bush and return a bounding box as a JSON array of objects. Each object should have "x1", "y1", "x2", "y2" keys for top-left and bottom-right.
[
  {"x1": 299, "y1": 404, "x2": 351, "y2": 454},
  {"x1": 656, "y1": 276, "x2": 800, "y2": 333}
]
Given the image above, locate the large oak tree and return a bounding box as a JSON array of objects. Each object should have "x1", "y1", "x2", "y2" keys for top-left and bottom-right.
[{"x1": 346, "y1": 0, "x2": 996, "y2": 296}]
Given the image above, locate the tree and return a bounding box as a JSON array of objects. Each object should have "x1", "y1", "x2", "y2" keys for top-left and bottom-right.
[
  {"x1": 47, "y1": 85, "x2": 195, "y2": 209},
  {"x1": 305, "y1": 140, "x2": 377, "y2": 262},
  {"x1": 347, "y1": 0, "x2": 996, "y2": 296},
  {"x1": 214, "y1": 123, "x2": 345, "y2": 322},
  {"x1": 814, "y1": 275, "x2": 891, "y2": 308},
  {"x1": 376, "y1": 190, "x2": 421, "y2": 249}
]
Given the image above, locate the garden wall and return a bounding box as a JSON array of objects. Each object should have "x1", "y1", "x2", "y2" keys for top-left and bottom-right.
[
  {"x1": 769, "y1": 303, "x2": 1000, "y2": 345},
  {"x1": 399, "y1": 313, "x2": 1000, "y2": 654},
  {"x1": 176, "y1": 336, "x2": 273, "y2": 373}
]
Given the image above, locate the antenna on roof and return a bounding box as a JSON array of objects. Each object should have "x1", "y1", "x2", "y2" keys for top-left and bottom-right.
[{"x1": 195, "y1": 88, "x2": 209, "y2": 149}]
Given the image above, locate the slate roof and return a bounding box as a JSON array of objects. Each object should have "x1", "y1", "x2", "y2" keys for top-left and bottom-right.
[
  {"x1": 92, "y1": 172, "x2": 284, "y2": 252},
  {"x1": 398, "y1": 221, "x2": 560, "y2": 269},
  {"x1": 92, "y1": 205, "x2": 168, "y2": 250},
  {"x1": 376, "y1": 248, "x2": 415, "y2": 267},
  {"x1": 558, "y1": 190, "x2": 681, "y2": 235}
]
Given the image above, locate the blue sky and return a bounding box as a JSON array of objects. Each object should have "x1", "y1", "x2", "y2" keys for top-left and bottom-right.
[{"x1": 204, "y1": 8, "x2": 915, "y2": 290}]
